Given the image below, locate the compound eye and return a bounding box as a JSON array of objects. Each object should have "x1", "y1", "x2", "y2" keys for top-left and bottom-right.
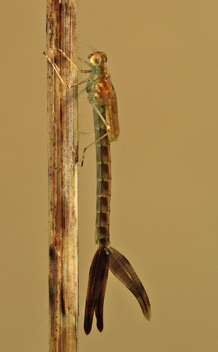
[{"x1": 90, "y1": 54, "x2": 102, "y2": 66}]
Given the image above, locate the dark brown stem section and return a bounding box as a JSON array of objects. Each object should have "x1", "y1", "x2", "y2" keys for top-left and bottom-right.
[{"x1": 46, "y1": 1, "x2": 78, "y2": 351}]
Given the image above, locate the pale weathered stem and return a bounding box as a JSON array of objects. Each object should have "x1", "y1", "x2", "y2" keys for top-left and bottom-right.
[{"x1": 46, "y1": 1, "x2": 78, "y2": 351}]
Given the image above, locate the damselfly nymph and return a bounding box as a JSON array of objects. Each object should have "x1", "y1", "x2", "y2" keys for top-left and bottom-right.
[{"x1": 44, "y1": 49, "x2": 151, "y2": 334}]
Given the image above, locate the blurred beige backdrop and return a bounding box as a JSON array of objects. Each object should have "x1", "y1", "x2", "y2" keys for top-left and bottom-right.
[{"x1": 0, "y1": 1, "x2": 217, "y2": 351}]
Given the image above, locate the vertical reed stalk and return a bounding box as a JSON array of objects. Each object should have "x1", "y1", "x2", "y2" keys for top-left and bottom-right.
[{"x1": 46, "y1": 1, "x2": 78, "y2": 351}]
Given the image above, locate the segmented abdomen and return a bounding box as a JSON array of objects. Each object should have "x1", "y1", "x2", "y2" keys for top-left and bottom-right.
[{"x1": 94, "y1": 107, "x2": 111, "y2": 246}]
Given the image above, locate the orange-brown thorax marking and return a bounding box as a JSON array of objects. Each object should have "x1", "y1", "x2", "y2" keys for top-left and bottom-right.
[{"x1": 96, "y1": 78, "x2": 112, "y2": 99}]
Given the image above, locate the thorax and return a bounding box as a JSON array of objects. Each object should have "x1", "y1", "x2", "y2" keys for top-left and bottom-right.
[{"x1": 86, "y1": 65, "x2": 112, "y2": 106}]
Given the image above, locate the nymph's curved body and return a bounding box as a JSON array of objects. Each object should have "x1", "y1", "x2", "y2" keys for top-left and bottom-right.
[{"x1": 85, "y1": 52, "x2": 119, "y2": 247}]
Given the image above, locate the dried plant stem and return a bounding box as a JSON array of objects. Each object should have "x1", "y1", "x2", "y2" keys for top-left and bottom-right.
[{"x1": 46, "y1": 1, "x2": 78, "y2": 351}]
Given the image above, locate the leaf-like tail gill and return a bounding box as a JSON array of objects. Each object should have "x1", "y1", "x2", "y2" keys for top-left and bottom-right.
[
  {"x1": 95, "y1": 259, "x2": 109, "y2": 332},
  {"x1": 108, "y1": 246, "x2": 151, "y2": 321},
  {"x1": 84, "y1": 247, "x2": 109, "y2": 335}
]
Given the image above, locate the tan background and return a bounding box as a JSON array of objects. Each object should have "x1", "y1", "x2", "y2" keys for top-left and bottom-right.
[{"x1": 1, "y1": 0, "x2": 217, "y2": 351}]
